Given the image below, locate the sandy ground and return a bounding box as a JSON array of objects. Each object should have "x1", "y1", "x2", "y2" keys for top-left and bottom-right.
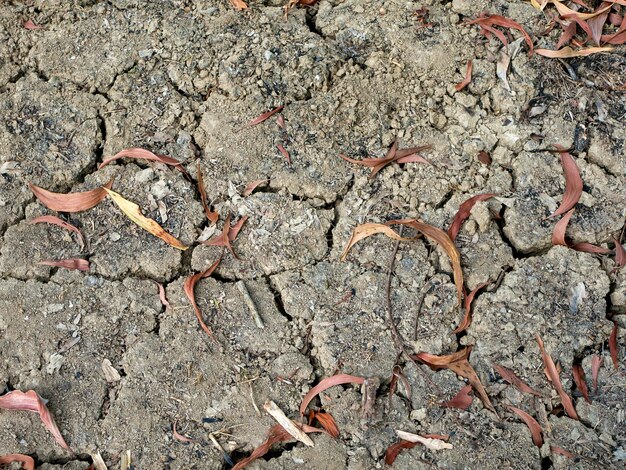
[{"x1": 0, "y1": 0, "x2": 625, "y2": 469}]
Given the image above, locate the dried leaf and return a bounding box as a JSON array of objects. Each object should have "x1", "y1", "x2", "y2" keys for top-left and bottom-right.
[
  {"x1": 300, "y1": 374, "x2": 366, "y2": 415},
  {"x1": 232, "y1": 424, "x2": 292, "y2": 470},
  {"x1": 203, "y1": 214, "x2": 248, "y2": 259},
  {"x1": 104, "y1": 188, "x2": 188, "y2": 250},
  {"x1": 264, "y1": 400, "x2": 314, "y2": 447},
  {"x1": 610, "y1": 322, "x2": 619, "y2": 369},
  {"x1": 156, "y1": 282, "x2": 170, "y2": 310},
  {"x1": 477, "y1": 150, "x2": 492, "y2": 165},
  {"x1": 615, "y1": 236, "x2": 625, "y2": 268},
  {"x1": 277, "y1": 144, "x2": 291, "y2": 166},
  {"x1": 535, "y1": 46, "x2": 613, "y2": 57},
  {"x1": 439, "y1": 384, "x2": 473, "y2": 409},
  {"x1": 455, "y1": 60, "x2": 473, "y2": 91},
  {"x1": 536, "y1": 334, "x2": 579, "y2": 419},
  {"x1": 448, "y1": 194, "x2": 496, "y2": 241},
  {"x1": 0, "y1": 454, "x2": 35, "y2": 470},
  {"x1": 339, "y1": 223, "x2": 419, "y2": 262},
  {"x1": 414, "y1": 347, "x2": 494, "y2": 412},
  {"x1": 172, "y1": 421, "x2": 194, "y2": 444},
  {"x1": 453, "y1": 282, "x2": 489, "y2": 333},
  {"x1": 242, "y1": 179, "x2": 268, "y2": 197},
  {"x1": 29, "y1": 215, "x2": 85, "y2": 250},
  {"x1": 572, "y1": 364, "x2": 591, "y2": 403},
  {"x1": 183, "y1": 257, "x2": 221, "y2": 340},
  {"x1": 552, "y1": 208, "x2": 575, "y2": 246},
  {"x1": 339, "y1": 142, "x2": 431, "y2": 179},
  {"x1": 29, "y1": 179, "x2": 113, "y2": 212},
  {"x1": 248, "y1": 105, "x2": 283, "y2": 126},
  {"x1": 98, "y1": 148, "x2": 189, "y2": 178},
  {"x1": 387, "y1": 219, "x2": 464, "y2": 305},
  {"x1": 549, "y1": 147, "x2": 583, "y2": 218},
  {"x1": 39, "y1": 258, "x2": 89, "y2": 271},
  {"x1": 467, "y1": 14, "x2": 534, "y2": 54},
  {"x1": 556, "y1": 21, "x2": 577, "y2": 49},
  {"x1": 384, "y1": 440, "x2": 419, "y2": 465},
  {"x1": 506, "y1": 405, "x2": 543, "y2": 447},
  {"x1": 310, "y1": 411, "x2": 340, "y2": 438},
  {"x1": 101, "y1": 359, "x2": 121, "y2": 383},
  {"x1": 23, "y1": 19, "x2": 44, "y2": 30},
  {"x1": 494, "y1": 364, "x2": 542, "y2": 396},
  {"x1": 0, "y1": 390, "x2": 72, "y2": 452},
  {"x1": 395, "y1": 430, "x2": 453, "y2": 450},
  {"x1": 550, "y1": 0, "x2": 613, "y2": 20},
  {"x1": 550, "y1": 446, "x2": 577, "y2": 459},
  {"x1": 571, "y1": 242, "x2": 612, "y2": 254},
  {"x1": 276, "y1": 115, "x2": 286, "y2": 129},
  {"x1": 591, "y1": 354, "x2": 602, "y2": 393},
  {"x1": 229, "y1": 0, "x2": 248, "y2": 10},
  {"x1": 196, "y1": 162, "x2": 219, "y2": 224},
  {"x1": 588, "y1": 3, "x2": 611, "y2": 45}
]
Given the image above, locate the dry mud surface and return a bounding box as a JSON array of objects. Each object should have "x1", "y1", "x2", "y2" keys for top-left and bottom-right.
[{"x1": 1, "y1": 1, "x2": 625, "y2": 469}]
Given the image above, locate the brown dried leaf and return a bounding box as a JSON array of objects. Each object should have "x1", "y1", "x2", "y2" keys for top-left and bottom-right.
[
  {"x1": 591, "y1": 354, "x2": 602, "y2": 393},
  {"x1": 572, "y1": 364, "x2": 591, "y2": 403},
  {"x1": 455, "y1": 60, "x2": 473, "y2": 91},
  {"x1": 494, "y1": 364, "x2": 542, "y2": 396},
  {"x1": 551, "y1": 208, "x2": 575, "y2": 246},
  {"x1": 588, "y1": 3, "x2": 611, "y2": 45},
  {"x1": 300, "y1": 374, "x2": 366, "y2": 415},
  {"x1": 536, "y1": 334, "x2": 579, "y2": 419},
  {"x1": 196, "y1": 162, "x2": 219, "y2": 224},
  {"x1": 203, "y1": 214, "x2": 248, "y2": 259},
  {"x1": 339, "y1": 142, "x2": 431, "y2": 179},
  {"x1": 29, "y1": 179, "x2": 113, "y2": 212},
  {"x1": 550, "y1": 0, "x2": 613, "y2": 20},
  {"x1": 439, "y1": 384, "x2": 473, "y2": 410},
  {"x1": 477, "y1": 150, "x2": 492, "y2": 165},
  {"x1": 448, "y1": 194, "x2": 496, "y2": 241},
  {"x1": 232, "y1": 424, "x2": 292, "y2": 470},
  {"x1": 277, "y1": 144, "x2": 291, "y2": 166},
  {"x1": 506, "y1": 405, "x2": 544, "y2": 447},
  {"x1": 550, "y1": 446, "x2": 577, "y2": 459},
  {"x1": 39, "y1": 258, "x2": 89, "y2": 271},
  {"x1": 311, "y1": 411, "x2": 340, "y2": 438},
  {"x1": 248, "y1": 105, "x2": 283, "y2": 126},
  {"x1": 549, "y1": 147, "x2": 583, "y2": 218},
  {"x1": 229, "y1": 0, "x2": 248, "y2": 10},
  {"x1": 339, "y1": 223, "x2": 419, "y2": 262},
  {"x1": 29, "y1": 215, "x2": 85, "y2": 250},
  {"x1": 242, "y1": 179, "x2": 268, "y2": 197},
  {"x1": 183, "y1": 257, "x2": 221, "y2": 340},
  {"x1": 105, "y1": 189, "x2": 188, "y2": 250},
  {"x1": 610, "y1": 322, "x2": 619, "y2": 369},
  {"x1": 467, "y1": 14, "x2": 534, "y2": 54},
  {"x1": 98, "y1": 148, "x2": 189, "y2": 178},
  {"x1": 384, "y1": 439, "x2": 419, "y2": 465},
  {"x1": 535, "y1": 45, "x2": 613, "y2": 57},
  {"x1": 453, "y1": 282, "x2": 489, "y2": 333},
  {"x1": 0, "y1": 390, "x2": 72, "y2": 452},
  {"x1": 0, "y1": 454, "x2": 35, "y2": 470}
]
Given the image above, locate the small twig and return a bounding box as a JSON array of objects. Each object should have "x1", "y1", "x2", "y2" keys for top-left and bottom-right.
[
  {"x1": 263, "y1": 400, "x2": 314, "y2": 447},
  {"x1": 249, "y1": 382, "x2": 261, "y2": 417},
  {"x1": 414, "y1": 277, "x2": 438, "y2": 341},
  {"x1": 237, "y1": 280, "x2": 265, "y2": 329},
  {"x1": 209, "y1": 433, "x2": 234, "y2": 467}
]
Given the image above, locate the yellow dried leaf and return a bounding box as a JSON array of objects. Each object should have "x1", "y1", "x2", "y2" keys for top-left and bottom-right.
[{"x1": 340, "y1": 223, "x2": 420, "y2": 261}]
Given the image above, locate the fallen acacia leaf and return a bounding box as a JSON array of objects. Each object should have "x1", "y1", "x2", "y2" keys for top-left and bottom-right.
[
  {"x1": 552, "y1": 208, "x2": 575, "y2": 246},
  {"x1": 453, "y1": 282, "x2": 489, "y2": 333},
  {"x1": 448, "y1": 194, "x2": 496, "y2": 241},
  {"x1": 30, "y1": 215, "x2": 85, "y2": 250},
  {"x1": 229, "y1": 0, "x2": 248, "y2": 10},
  {"x1": 300, "y1": 374, "x2": 366, "y2": 415},
  {"x1": 23, "y1": 19, "x2": 44, "y2": 30},
  {"x1": 183, "y1": 257, "x2": 221, "y2": 340},
  {"x1": 494, "y1": 364, "x2": 542, "y2": 396},
  {"x1": 98, "y1": 148, "x2": 189, "y2": 178},
  {"x1": 340, "y1": 223, "x2": 420, "y2": 262},
  {"x1": 339, "y1": 141, "x2": 431, "y2": 179},
  {"x1": 467, "y1": 14, "x2": 534, "y2": 54},
  {"x1": 196, "y1": 162, "x2": 219, "y2": 224},
  {"x1": 588, "y1": 3, "x2": 611, "y2": 45},
  {"x1": 610, "y1": 322, "x2": 619, "y2": 369},
  {"x1": 384, "y1": 433, "x2": 450, "y2": 465},
  {"x1": 591, "y1": 354, "x2": 602, "y2": 392},
  {"x1": 29, "y1": 179, "x2": 113, "y2": 212},
  {"x1": 414, "y1": 347, "x2": 495, "y2": 412},
  {"x1": 172, "y1": 421, "x2": 193, "y2": 444},
  {"x1": 389, "y1": 365, "x2": 412, "y2": 405},
  {"x1": 242, "y1": 179, "x2": 268, "y2": 197},
  {"x1": 387, "y1": 219, "x2": 464, "y2": 305},
  {"x1": 39, "y1": 258, "x2": 89, "y2": 271},
  {"x1": 203, "y1": 214, "x2": 248, "y2": 259},
  {"x1": 395, "y1": 430, "x2": 453, "y2": 450},
  {"x1": 156, "y1": 282, "x2": 170, "y2": 310},
  {"x1": 264, "y1": 400, "x2": 314, "y2": 447},
  {"x1": 439, "y1": 384, "x2": 473, "y2": 409},
  {"x1": 276, "y1": 115, "x2": 286, "y2": 129},
  {"x1": 0, "y1": 454, "x2": 35, "y2": 470},
  {"x1": 535, "y1": 45, "x2": 613, "y2": 57},
  {"x1": 615, "y1": 236, "x2": 625, "y2": 268},
  {"x1": 571, "y1": 242, "x2": 611, "y2": 254},
  {"x1": 550, "y1": 0, "x2": 613, "y2": 21},
  {"x1": 572, "y1": 364, "x2": 591, "y2": 403},
  {"x1": 550, "y1": 446, "x2": 577, "y2": 459},
  {"x1": 0, "y1": 390, "x2": 72, "y2": 452},
  {"x1": 506, "y1": 405, "x2": 544, "y2": 447},
  {"x1": 549, "y1": 146, "x2": 583, "y2": 218},
  {"x1": 455, "y1": 60, "x2": 473, "y2": 91},
  {"x1": 277, "y1": 144, "x2": 291, "y2": 166},
  {"x1": 104, "y1": 188, "x2": 188, "y2": 250},
  {"x1": 536, "y1": 334, "x2": 578, "y2": 419},
  {"x1": 248, "y1": 105, "x2": 283, "y2": 126},
  {"x1": 310, "y1": 411, "x2": 340, "y2": 438}
]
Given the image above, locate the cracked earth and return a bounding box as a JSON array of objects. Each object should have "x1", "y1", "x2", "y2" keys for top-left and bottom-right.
[{"x1": 0, "y1": 0, "x2": 625, "y2": 469}]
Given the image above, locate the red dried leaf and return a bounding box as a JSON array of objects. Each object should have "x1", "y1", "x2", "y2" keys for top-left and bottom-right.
[
  {"x1": 22, "y1": 19, "x2": 44, "y2": 30},
  {"x1": 300, "y1": 374, "x2": 365, "y2": 415},
  {"x1": 550, "y1": 446, "x2": 577, "y2": 459},
  {"x1": 448, "y1": 193, "x2": 496, "y2": 241},
  {"x1": 311, "y1": 411, "x2": 340, "y2": 438},
  {"x1": 467, "y1": 14, "x2": 534, "y2": 54},
  {"x1": 39, "y1": 258, "x2": 89, "y2": 271},
  {"x1": 587, "y1": 2, "x2": 611, "y2": 45},
  {"x1": 29, "y1": 179, "x2": 113, "y2": 212},
  {"x1": 276, "y1": 115, "x2": 286, "y2": 129},
  {"x1": 610, "y1": 322, "x2": 619, "y2": 370},
  {"x1": 340, "y1": 223, "x2": 420, "y2": 261},
  {"x1": 242, "y1": 179, "x2": 268, "y2": 197},
  {"x1": 536, "y1": 334, "x2": 578, "y2": 419},
  {"x1": 183, "y1": 257, "x2": 221, "y2": 340},
  {"x1": 156, "y1": 282, "x2": 170, "y2": 310},
  {"x1": 549, "y1": 146, "x2": 583, "y2": 218},
  {"x1": 453, "y1": 282, "x2": 489, "y2": 333},
  {"x1": 98, "y1": 148, "x2": 189, "y2": 177},
  {"x1": 477, "y1": 150, "x2": 492, "y2": 165},
  {"x1": 172, "y1": 421, "x2": 193, "y2": 444},
  {"x1": 196, "y1": 162, "x2": 219, "y2": 224},
  {"x1": 0, "y1": 390, "x2": 72, "y2": 452},
  {"x1": 552, "y1": 208, "x2": 575, "y2": 246},
  {"x1": 414, "y1": 347, "x2": 494, "y2": 412},
  {"x1": 384, "y1": 434, "x2": 450, "y2": 465},
  {"x1": 556, "y1": 21, "x2": 577, "y2": 49},
  {"x1": 591, "y1": 354, "x2": 602, "y2": 393},
  {"x1": 615, "y1": 236, "x2": 625, "y2": 268},
  {"x1": 494, "y1": 364, "x2": 541, "y2": 396},
  {"x1": 203, "y1": 214, "x2": 248, "y2": 259},
  {"x1": 0, "y1": 454, "x2": 35, "y2": 470},
  {"x1": 339, "y1": 141, "x2": 431, "y2": 179},
  {"x1": 232, "y1": 424, "x2": 292, "y2": 470},
  {"x1": 571, "y1": 242, "x2": 611, "y2": 254},
  {"x1": 29, "y1": 215, "x2": 85, "y2": 250},
  {"x1": 572, "y1": 364, "x2": 591, "y2": 403},
  {"x1": 248, "y1": 105, "x2": 284, "y2": 126},
  {"x1": 455, "y1": 60, "x2": 473, "y2": 91},
  {"x1": 506, "y1": 405, "x2": 544, "y2": 447},
  {"x1": 439, "y1": 384, "x2": 473, "y2": 409},
  {"x1": 277, "y1": 144, "x2": 291, "y2": 166},
  {"x1": 535, "y1": 45, "x2": 613, "y2": 57}
]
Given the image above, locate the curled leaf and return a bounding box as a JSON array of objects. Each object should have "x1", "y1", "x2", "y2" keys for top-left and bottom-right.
[
  {"x1": 277, "y1": 144, "x2": 291, "y2": 166},
  {"x1": 248, "y1": 105, "x2": 283, "y2": 126},
  {"x1": 591, "y1": 354, "x2": 602, "y2": 393},
  {"x1": 99, "y1": 148, "x2": 189, "y2": 177},
  {"x1": 494, "y1": 364, "x2": 541, "y2": 396},
  {"x1": 0, "y1": 390, "x2": 72, "y2": 452},
  {"x1": 29, "y1": 215, "x2": 85, "y2": 250},
  {"x1": 339, "y1": 223, "x2": 419, "y2": 262},
  {"x1": 455, "y1": 60, "x2": 473, "y2": 91},
  {"x1": 453, "y1": 281, "x2": 489, "y2": 333},
  {"x1": 551, "y1": 208, "x2": 575, "y2": 246},
  {"x1": 0, "y1": 454, "x2": 35, "y2": 470},
  {"x1": 610, "y1": 322, "x2": 619, "y2": 370},
  {"x1": 467, "y1": 14, "x2": 534, "y2": 54},
  {"x1": 105, "y1": 188, "x2": 188, "y2": 250},
  {"x1": 310, "y1": 411, "x2": 340, "y2": 438},
  {"x1": 29, "y1": 179, "x2": 113, "y2": 212},
  {"x1": 172, "y1": 421, "x2": 193, "y2": 444},
  {"x1": 535, "y1": 46, "x2": 613, "y2": 57},
  {"x1": 448, "y1": 194, "x2": 496, "y2": 241},
  {"x1": 203, "y1": 214, "x2": 248, "y2": 259},
  {"x1": 536, "y1": 334, "x2": 578, "y2": 419},
  {"x1": 232, "y1": 424, "x2": 292, "y2": 470},
  {"x1": 549, "y1": 147, "x2": 583, "y2": 218},
  {"x1": 242, "y1": 179, "x2": 268, "y2": 197},
  {"x1": 196, "y1": 162, "x2": 219, "y2": 224},
  {"x1": 439, "y1": 384, "x2": 473, "y2": 409},
  {"x1": 506, "y1": 405, "x2": 543, "y2": 447},
  {"x1": 39, "y1": 258, "x2": 89, "y2": 271},
  {"x1": 572, "y1": 364, "x2": 591, "y2": 403},
  {"x1": 183, "y1": 257, "x2": 221, "y2": 340},
  {"x1": 300, "y1": 374, "x2": 365, "y2": 415}
]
